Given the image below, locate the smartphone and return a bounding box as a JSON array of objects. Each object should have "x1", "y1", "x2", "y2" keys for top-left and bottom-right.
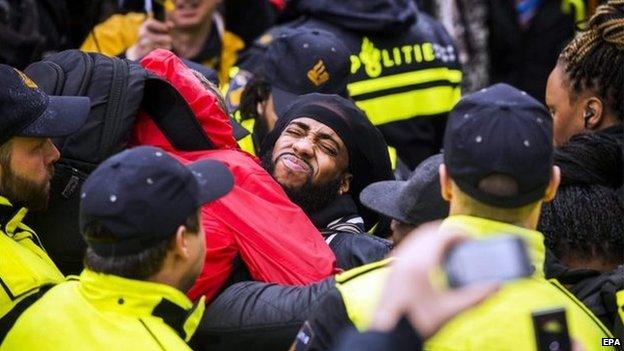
[
  {"x1": 444, "y1": 235, "x2": 533, "y2": 288},
  {"x1": 532, "y1": 308, "x2": 572, "y2": 351},
  {"x1": 145, "y1": 0, "x2": 166, "y2": 21},
  {"x1": 153, "y1": 0, "x2": 166, "y2": 21}
]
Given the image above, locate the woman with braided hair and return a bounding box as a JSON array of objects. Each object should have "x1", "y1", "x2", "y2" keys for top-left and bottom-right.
[{"x1": 546, "y1": 0, "x2": 624, "y2": 147}]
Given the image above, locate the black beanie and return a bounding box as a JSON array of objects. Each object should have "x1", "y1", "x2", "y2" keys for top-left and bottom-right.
[{"x1": 260, "y1": 93, "x2": 393, "y2": 230}]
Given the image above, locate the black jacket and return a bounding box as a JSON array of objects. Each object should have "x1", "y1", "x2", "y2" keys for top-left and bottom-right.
[
  {"x1": 296, "y1": 1, "x2": 460, "y2": 169},
  {"x1": 329, "y1": 318, "x2": 423, "y2": 351},
  {"x1": 545, "y1": 251, "x2": 624, "y2": 334},
  {"x1": 190, "y1": 196, "x2": 391, "y2": 351},
  {"x1": 487, "y1": 0, "x2": 576, "y2": 102},
  {"x1": 310, "y1": 196, "x2": 393, "y2": 271},
  {"x1": 191, "y1": 277, "x2": 336, "y2": 351}
]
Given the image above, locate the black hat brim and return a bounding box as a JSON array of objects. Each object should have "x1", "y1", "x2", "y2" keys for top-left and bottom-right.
[
  {"x1": 187, "y1": 159, "x2": 234, "y2": 206},
  {"x1": 359, "y1": 180, "x2": 414, "y2": 224},
  {"x1": 19, "y1": 95, "x2": 90, "y2": 138}
]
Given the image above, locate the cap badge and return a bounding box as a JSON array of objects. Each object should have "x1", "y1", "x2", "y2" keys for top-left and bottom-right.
[
  {"x1": 307, "y1": 60, "x2": 330, "y2": 86},
  {"x1": 258, "y1": 33, "x2": 273, "y2": 46},
  {"x1": 13, "y1": 69, "x2": 38, "y2": 89}
]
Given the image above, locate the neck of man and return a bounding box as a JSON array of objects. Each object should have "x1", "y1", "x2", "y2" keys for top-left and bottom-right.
[
  {"x1": 147, "y1": 258, "x2": 188, "y2": 292},
  {"x1": 448, "y1": 200, "x2": 542, "y2": 231},
  {"x1": 172, "y1": 14, "x2": 214, "y2": 59},
  {"x1": 563, "y1": 255, "x2": 620, "y2": 273}
]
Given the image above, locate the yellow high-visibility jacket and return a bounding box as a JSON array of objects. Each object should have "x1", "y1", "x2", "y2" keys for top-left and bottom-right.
[
  {"x1": 302, "y1": 215, "x2": 614, "y2": 351},
  {"x1": 1, "y1": 269, "x2": 205, "y2": 350},
  {"x1": 0, "y1": 196, "x2": 64, "y2": 327}
]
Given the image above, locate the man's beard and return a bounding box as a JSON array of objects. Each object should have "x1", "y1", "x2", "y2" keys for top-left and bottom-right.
[
  {"x1": 0, "y1": 162, "x2": 51, "y2": 211},
  {"x1": 261, "y1": 151, "x2": 342, "y2": 215}
]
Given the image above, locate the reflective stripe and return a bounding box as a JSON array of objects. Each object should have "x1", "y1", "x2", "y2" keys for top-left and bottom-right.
[
  {"x1": 387, "y1": 146, "x2": 397, "y2": 170},
  {"x1": 561, "y1": 0, "x2": 587, "y2": 29},
  {"x1": 549, "y1": 278, "x2": 613, "y2": 337},
  {"x1": 348, "y1": 68, "x2": 462, "y2": 97},
  {"x1": 354, "y1": 86, "x2": 461, "y2": 125},
  {"x1": 617, "y1": 290, "x2": 624, "y2": 330},
  {"x1": 238, "y1": 119, "x2": 256, "y2": 155}
]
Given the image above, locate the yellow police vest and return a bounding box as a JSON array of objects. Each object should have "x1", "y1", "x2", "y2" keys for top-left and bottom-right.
[
  {"x1": 335, "y1": 215, "x2": 614, "y2": 351},
  {"x1": 0, "y1": 196, "x2": 64, "y2": 320},
  {"x1": 347, "y1": 37, "x2": 462, "y2": 126},
  {"x1": 1, "y1": 269, "x2": 205, "y2": 350},
  {"x1": 617, "y1": 290, "x2": 624, "y2": 331}
]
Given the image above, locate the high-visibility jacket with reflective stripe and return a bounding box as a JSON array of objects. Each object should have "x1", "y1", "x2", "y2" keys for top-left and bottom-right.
[
  {"x1": 284, "y1": 16, "x2": 461, "y2": 168},
  {"x1": 0, "y1": 196, "x2": 63, "y2": 322},
  {"x1": 329, "y1": 216, "x2": 614, "y2": 351},
  {"x1": 617, "y1": 290, "x2": 624, "y2": 336},
  {"x1": 1, "y1": 269, "x2": 205, "y2": 350}
]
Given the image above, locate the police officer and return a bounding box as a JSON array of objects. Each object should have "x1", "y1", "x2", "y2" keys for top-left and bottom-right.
[
  {"x1": 232, "y1": 0, "x2": 462, "y2": 169},
  {"x1": 0, "y1": 146, "x2": 234, "y2": 350},
  {"x1": 0, "y1": 65, "x2": 89, "y2": 338},
  {"x1": 295, "y1": 84, "x2": 615, "y2": 351},
  {"x1": 234, "y1": 28, "x2": 351, "y2": 155}
]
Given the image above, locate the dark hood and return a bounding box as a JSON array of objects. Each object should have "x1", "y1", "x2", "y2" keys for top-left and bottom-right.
[{"x1": 296, "y1": 0, "x2": 417, "y2": 33}]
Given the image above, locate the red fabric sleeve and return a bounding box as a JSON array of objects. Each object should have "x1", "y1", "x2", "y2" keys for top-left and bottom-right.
[
  {"x1": 139, "y1": 49, "x2": 238, "y2": 150},
  {"x1": 269, "y1": 0, "x2": 285, "y2": 11},
  {"x1": 187, "y1": 209, "x2": 238, "y2": 302},
  {"x1": 192, "y1": 150, "x2": 337, "y2": 286}
]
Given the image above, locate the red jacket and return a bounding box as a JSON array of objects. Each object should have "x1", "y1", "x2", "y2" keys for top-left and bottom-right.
[{"x1": 133, "y1": 50, "x2": 336, "y2": 302}]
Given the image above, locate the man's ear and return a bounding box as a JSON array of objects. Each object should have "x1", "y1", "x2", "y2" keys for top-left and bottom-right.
[
  {"x1": 256, "y1": 100, "x2": 267, "y2": 119},
  {"x1": 584, "y1": 97, "x2": 604, "y2": 130},
  {"x1": 171, "y1": 225, "x2": 191, "y2": 259},
  {"x1": 439, "y1": 164, "x2": 452, "y2": 202},
  {"x1": 339, "y1": 173, "x2": 353, "y2": 195},
  {"x1": 543, "y1": 165, "x2": 561, "y2": 203}
]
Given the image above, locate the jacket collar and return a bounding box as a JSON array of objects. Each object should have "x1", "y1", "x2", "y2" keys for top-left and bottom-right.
[
  {"x1": 441, "y1": 215, "x2": 546, "y2": 278},
  {"x1": 308, "y1": 195, "x2": 362, "y2": 231},
  {"x1": 0, "y1": 195, "x2": 33, "y2": 239},
  {"x1": 78, "y1": 269, "x2": 205, "y2": 342}
]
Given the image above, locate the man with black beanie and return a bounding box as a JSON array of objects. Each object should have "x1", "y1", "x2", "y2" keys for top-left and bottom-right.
[{"x1": 260, "y1": 93, "x2": 393, "y2": 269}]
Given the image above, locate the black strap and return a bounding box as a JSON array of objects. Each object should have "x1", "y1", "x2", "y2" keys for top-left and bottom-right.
[
  {"x1": 152, "y1": 298, "x2": 201, "y2": 341},
  {"x1": 0, "y1": 285, "x2": 53, "y2": 342},
  {"x1": 143, "y1": 77, "x2": 215, "y2": 151}
]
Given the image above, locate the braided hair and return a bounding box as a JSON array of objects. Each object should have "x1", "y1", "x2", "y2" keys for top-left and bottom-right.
[{"x1": 558, "y1": 0, "x2": 624, "y2": 120}]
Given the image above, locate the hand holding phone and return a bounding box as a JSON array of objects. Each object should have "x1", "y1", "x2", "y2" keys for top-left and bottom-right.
[
  {"x1": 444, "y1": 235, "x2": 533, "y2": 288},
  {"x1": 370, "y1": 223, "x2": 499, "y2": 338},
  {"x1": 126, "y1": 0, "x2": 173, "y2": 61}
]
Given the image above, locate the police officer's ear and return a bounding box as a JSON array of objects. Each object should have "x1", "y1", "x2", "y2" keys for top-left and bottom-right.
[
  {"x1": 542, "y1": 166, "x2": 561, "y2": 203},
  {"x1": 439, "y1": 164, "x2": 453, "y2": 202},
  {"x1": 171, "y1": 225, "x2": 193, "y2": 260},
  {"x1": 339, "y1": 173, "x2": 353, "y2": 195}
]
